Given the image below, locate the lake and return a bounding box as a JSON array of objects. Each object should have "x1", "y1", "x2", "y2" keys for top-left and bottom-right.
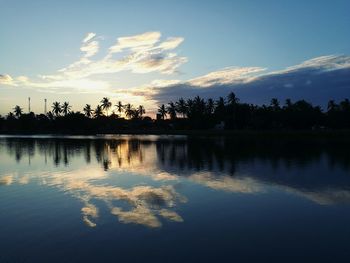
[{"x1": 1, "y1": 135, "x2": 350, "y2": 262}]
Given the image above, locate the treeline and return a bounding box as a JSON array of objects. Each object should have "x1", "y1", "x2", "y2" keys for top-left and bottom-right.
[{"x1": 0, "y1": 92, "x2": 350, "y2": 133}]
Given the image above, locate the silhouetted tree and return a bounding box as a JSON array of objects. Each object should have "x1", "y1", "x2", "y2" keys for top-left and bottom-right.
[
  {"x1": 94, "y1": 105, "x2": 103, "y2": 118},
  {"x1": 83, "y1": 104, "x2": 93, "y2": 118},
  {"x1": 2, "y1": 91, "x2": 350, "y2": 133},
  {"x1": 227, "y1": 92, "x2": 239, "y2": 105},
  {"x1": 13, "y1": 105, "x2": 23, "y2": 117},
  {"x1": 100, "y1": 97, "x2": 112, "y2": 116},
  {"x1": 167, "y1": 102, "x2": 177, "y2": 120},
  {"x1": 116, "y1": 101, "x2": 124, "y2": 116},
  {"x1": 215, "y1": 97, "x2": 226, "y2": 120},
  {"x1": 175, "y1": 98, "x2": 187, "y2": 118},
  {"x1": 158, "y1": 104, "x2": 167, "y2": 119},
  {"x1": 124, "y1": 103, "x2": 134, "y2": 119},
  {"x1": 270, "y1": 98, "x2": 280, "y2": 111},
  {"x1": 62, "y1": 102, "x2": 71, "y2": 116},
  {"x1": 138, "y1": 105, "x2": 145, "y2": 117},
  {"x1": 52, "y1": 102, "x2": 61, "y2": 117},
  {"x1": 206, "y1": 98, "x2": 215, "y2": 115}
]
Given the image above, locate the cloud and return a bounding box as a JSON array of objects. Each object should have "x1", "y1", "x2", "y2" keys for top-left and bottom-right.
[
  {"x1": 109, "y1": 31, "x2": 161, "y2": 53},
  {"x1": 80, "y1": 40, "x2": 99, "y2": 58},
  {"x1": 9, "y1": 31, "x2": 187, "y2": 94},
  {"x1": 285, "y1": 187, "x2": 350, "y2": 206},
  {"x1": 83, "y1": 32, "x2": 96, "y2": 43},
  {"x1": 0, "y1": 74, "x2": 14, "y2": 86},
  {"x1": 188, "y1": 67, "x2": 265, "y2": 87},
  {"x1": 81, "y1": 203, "x2": 98, "y2": 227},
  {"x1": 34, "y1": 166, "x2": 186, "y2": 228},
  {"x1": 188, "y1": 172, "x2": 263, "y2": 193},
  {"x1": 111, "y1": 206, "x2": 162, "y2": 228},
  {"x1": 149, "y1": 55, "x2": 350, "y2": 108},
  {"x1": 0, "y1": 175, "x2": 13, "y2": 186}
]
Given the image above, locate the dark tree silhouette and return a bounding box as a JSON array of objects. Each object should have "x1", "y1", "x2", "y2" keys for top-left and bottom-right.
[
  {"x1": 62, "y1": 102, "x2": 72, "y2": 116},
  {"x1": 100, "y1": 97, "x2": 112, "y2": 116},
  {"x1": 124, "y1": 103, "x2": 134, "y2": 119},
  {"x1": 116, "y1": 101, "x2": 124, "y2": 116},
  {"x1": 83, "y1": 104, "x2": 93, "y2": 118},
  {"x1": 138, "y1": 105, "x2": 145, "y2": 117},
  {"x1": 94, "y1": 105, "x2": 103, "y2": 118},
  {"x1": 13, "y1": 105, "x2": 23, "y2": 117},
  {"x1": 52, "y1": 102, "x2": 61, "y2": 117},
  {"x1": 175, "y1": 98, "x2": 187, "y2": 118},
  {"x1": 167, "y1": 102, "x2": 177, "y2": 120},
  {"x1": 2, "y1": 92, "x2": 350, "y2": 133},
  {"x1": 158, "y1": 104, "x2": 167, "y2": 120}
]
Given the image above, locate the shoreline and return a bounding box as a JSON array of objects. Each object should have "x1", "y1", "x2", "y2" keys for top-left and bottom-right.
[{"x1": 1, "y1": 129, "x2": 350, "y2": 140}]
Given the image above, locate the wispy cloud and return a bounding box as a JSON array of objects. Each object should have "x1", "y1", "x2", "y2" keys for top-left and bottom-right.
[
  {"x1": 188, "y1": 67, "x2": 265, "y2": 87},
  {"x1": 3, "y1": 31, "x2": 187, "y2": 94},
  {"x1": 0, "y1": 74, "x2": 14, "y2": 86},
  {"x1": 108, "y1": 31, "x2": 161, "y2": 54},
  {"x1": 148, "y1": 55, "x2": 350, "y2": 107},
  {"x1": 82, "y1": 32, "x2": 96, "y2": 43},
  {"x1": 80, "y1": 37, "x2": 99, "y2": 58}
]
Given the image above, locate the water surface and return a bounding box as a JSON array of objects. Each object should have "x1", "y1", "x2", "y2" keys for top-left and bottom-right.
[{"x1": 1, "y1": 135, "x2": 350, "y2": 262}]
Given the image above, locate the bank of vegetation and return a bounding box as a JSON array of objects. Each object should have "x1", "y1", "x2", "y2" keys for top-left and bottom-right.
[{"x1": 1, "y1": 92, "x2": 350, "y2": 134}]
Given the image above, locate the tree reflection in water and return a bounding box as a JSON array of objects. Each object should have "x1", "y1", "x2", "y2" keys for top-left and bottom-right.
[{"x1": 1, "y1": 135, "x2": 350, "y2": 227}]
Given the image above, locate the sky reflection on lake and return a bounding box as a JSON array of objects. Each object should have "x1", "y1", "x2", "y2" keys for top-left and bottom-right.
[{"x1": 1, "y1": 135, "x2": 350, "y2": 262}]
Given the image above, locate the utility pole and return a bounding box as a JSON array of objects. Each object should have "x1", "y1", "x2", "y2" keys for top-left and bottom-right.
[
  {"x1": 44, "y1": 99, "x2": 47, "y2": 114},
  {"x1": 28, "y1": 97, "x2": 31, "y2": 113}
]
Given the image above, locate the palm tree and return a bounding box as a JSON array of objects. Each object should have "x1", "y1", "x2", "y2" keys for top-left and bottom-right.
[
  {"x1": 61, "y1": 102, "x2": 72, "y2": 116},
  {"x1": 215, "y1": 97, "x2": 225, "y2": 119},
  {"x1": 94, "y1": 105, "x2": 103, "y2": 118},
  {"x1": 227, "y1": 92, "x2": 239, "y2": 105},
  {"x1": 340, "y1": 99, "x2": 350, "y2": 111},
  {"x1": 186, "y1": 99, "x2": 194, "y2": 118},
  {"x1": 13, "y1": 105, "x2": 23, "y2": 117},
  {"x1": 285, "y1": 99, "x2": 292, "y2": 108},
  {"x1": 193, "y1": 96, "x2": 205, "y2": 112},
  {"x1": 327, "y1": 100, "x2": 337, "y2": 112},
  {"x1": 115, "y1": 101, "x2": 124, "y2": 116},
  {"x1": 206, "y1": 98, "x2": 215, "y2": 115},
  {"x1": 83, "y1": 104, "x2": 93, "y2": 118},
  {"x1": 100, "y1": 97, "x2": 112, "y2": 116},
  {"x1": 175, "y1": 98, "x2": 187, "y2": 118},
  {"x1": 166, "y1": 102, "x2": 177, "y2": 120},
  {"x1": 270, "y1": 98, "x2": 280, "y2": 111},
  {"x1": 52, "y1": 102, "x2": 61, "y2": 116},
  {"x1": 124, "y1": 103, "x2": 134, "y2": 119},
  {"x1": 131, "y1": 109, "x2": 140, "y2": 119},
  {"x1": 158, "y1": 104, "x2": 167, "y2": 119},
  {"x1": 138, "y1": 105, "x2": 145, "y2": 117}
]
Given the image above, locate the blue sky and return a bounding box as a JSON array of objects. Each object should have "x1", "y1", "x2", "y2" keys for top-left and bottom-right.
[{"x1": 1, "y1": 0, "x2": 350, "y2": 115}]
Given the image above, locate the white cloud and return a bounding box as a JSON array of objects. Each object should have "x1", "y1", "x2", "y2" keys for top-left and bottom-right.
[
  {"x1": 9, "y1": 31, "x2": 187, "y2": 94},
  {"x1": 158, "y1": 37, "x2": 184, "y2": 50},
  {"x1": 80, "y1": 40, "x2": 99, "y2": 58},
  {"x1": 149, "y1": 55, "x2": 350, "y2": 107},
  {"x1": 188, "y1": 67, "x2": 265, "y2": 87},
  {"x1": 0, "y1": 74, "x2": 14, "y2": 86},
  {"x1": 83, "y1": 32, "x2": 96, "y2": 43},
  {"x1": 109, "y1": 31, "x2": 161, "y2": 53},
  {"x1": 0, "y1": 175, "x2": 14, "y2": 185},
  {"x1": 271, "y1": 55, "x2": 350, "y2": 74}
]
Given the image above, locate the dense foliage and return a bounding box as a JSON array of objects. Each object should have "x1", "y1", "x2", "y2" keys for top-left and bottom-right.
[{"x1": 1, "y1": 92, "x2": 349, "y2": 133}]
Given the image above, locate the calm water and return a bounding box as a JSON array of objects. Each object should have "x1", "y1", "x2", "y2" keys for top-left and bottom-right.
[{"x1": 1, "y1": 135, "x2": 350, "y2": 262}]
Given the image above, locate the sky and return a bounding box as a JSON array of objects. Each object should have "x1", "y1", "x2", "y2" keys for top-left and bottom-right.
[{"x1": 1, "y1": 0, "x2": 350, "y2": 116}]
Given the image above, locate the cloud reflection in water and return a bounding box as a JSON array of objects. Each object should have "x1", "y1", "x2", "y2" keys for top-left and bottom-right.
[{"x1": 1, "y1": 136, "x2": 350, "y2": 228}]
